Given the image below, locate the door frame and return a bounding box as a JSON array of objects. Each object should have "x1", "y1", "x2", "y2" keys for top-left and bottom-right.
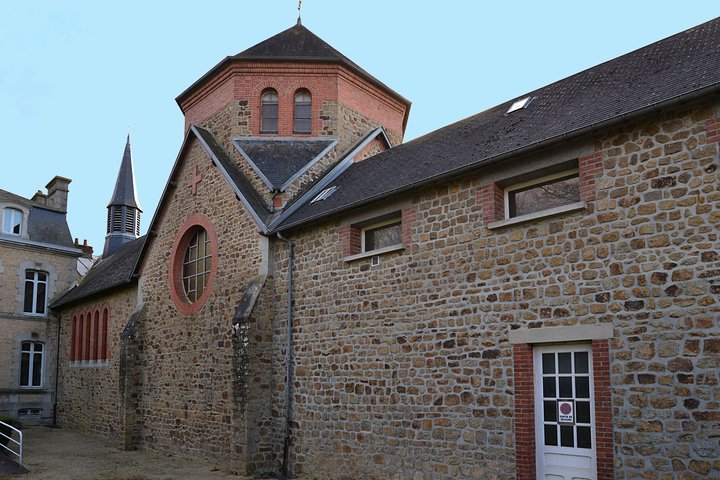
[{"x1": 533, "y1": 343, "x2": 596, "y2": 480}]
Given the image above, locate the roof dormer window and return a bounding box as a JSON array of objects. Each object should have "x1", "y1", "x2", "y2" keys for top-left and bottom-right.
[{"x1": 2, "y1": 208, "x2": 22, "y2": 235}]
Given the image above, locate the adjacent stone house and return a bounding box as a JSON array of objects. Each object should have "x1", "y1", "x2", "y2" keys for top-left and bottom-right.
[
  {"x1": 0, "y1": 177, "x2": 84, "y2": 424},
  {"x1": 52, "y1": 18, "x2": 719, "y2": 479}
]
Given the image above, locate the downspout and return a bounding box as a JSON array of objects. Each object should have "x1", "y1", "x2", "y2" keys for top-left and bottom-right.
[
  {"x1": 276, "y1": 232, "x2": 294, "y2": 477},
  {"x1": 53, "y1": 311, "x2": 62, "y2": 426}
]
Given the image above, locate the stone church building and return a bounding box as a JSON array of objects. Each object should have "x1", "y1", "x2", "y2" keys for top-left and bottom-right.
[{"x1": 51, "y1": 18, "x2": 719, "y2": 479}]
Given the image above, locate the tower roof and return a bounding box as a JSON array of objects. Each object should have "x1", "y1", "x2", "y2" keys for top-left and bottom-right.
[
  {"x1": 108, "y1": 135, "x2": 142, "y2": 211},
  {"x1": 176, "y1": 22, "x2": 410, "y2": 109},
  {"x1": 234, "y1": 21, "x2": 363, "y2": 65}
]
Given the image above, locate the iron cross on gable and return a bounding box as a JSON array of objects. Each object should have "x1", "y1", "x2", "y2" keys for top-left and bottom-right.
[{"x1": 188, "y1": 165, "x2": 203, "y2": 196}]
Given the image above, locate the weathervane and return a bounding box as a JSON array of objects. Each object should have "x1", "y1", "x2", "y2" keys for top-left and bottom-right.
[{"x1": 297, "y1": 0, "x2": 302, "y2": 24}]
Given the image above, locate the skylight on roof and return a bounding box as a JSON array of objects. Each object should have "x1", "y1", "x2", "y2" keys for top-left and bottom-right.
[
  {"x1": 311, "y1": 186, "x2": 338, "y2": 204},
  {"x1": 507, "y1": 96, "x2": 533, "y2": 114}
]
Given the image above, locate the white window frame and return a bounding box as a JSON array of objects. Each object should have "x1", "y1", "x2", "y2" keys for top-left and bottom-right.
[
  {"x1": 23, "y1": 269, "x2": 48, "y2": 316},
  {"x1": 360, "y1": 217, "x2": 403, "y2": 254},
  {"x1": 2, "y1": 207, "x2": 23, "y2": 235},
  {"x1": 19, "y1": 341, "x2": 44, "y2": 388}
]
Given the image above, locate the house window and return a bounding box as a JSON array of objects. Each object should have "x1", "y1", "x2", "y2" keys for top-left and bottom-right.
[
  {"x1": 362, "y1": 218, "x2": 402, "y2": 253},
  {"x1": 182, "y1": 228, "x2": 212, "y2": 303},
  {"x1": 23, "y1": 270, "x2": 48, "y2": 315},
  {"x1": 20, "y1": 341, "x2": 43, "y2": 388},
  {"x1": 505, "y1": 168, "x2": 580, "y2": 219},
  {"x1": 294, "y1": 91, "x2": 312, "y2": 133},
  {"x1": 2, "y1": 208, "x2": 22, "y2": 235},
  {"x1": 261, "y1": 90, "x2": 279, "y2": 133}
]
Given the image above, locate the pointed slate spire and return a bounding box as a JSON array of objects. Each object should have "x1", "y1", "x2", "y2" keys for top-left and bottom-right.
[
  {"x1": 103, "y1": 135, "x2": 142, "y2": 257},
  {"x1": 108, "y1": 135, "x2": 142, "y2": 210}
]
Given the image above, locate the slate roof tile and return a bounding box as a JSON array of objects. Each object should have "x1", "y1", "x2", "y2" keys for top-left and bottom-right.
[
  {"x1": 278, "y1": 17, "x2": 720, "y2": 230},
  {"x1": 233, "y1": 138, "x2": 335, "y2": 191},
  {"x1": 51, "y1": 235, "x2": 146, "y2": 309},
  {"x1": 0, "y1": 189, "x2": 75, "y2": 248}
]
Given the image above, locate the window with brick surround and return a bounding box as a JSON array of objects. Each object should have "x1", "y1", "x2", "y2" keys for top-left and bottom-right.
[
  {"x1": 294, "y1": 90, "x2": 312, "y2": 134},
  {"x1": 261, "y1": 90, "x2": 279, "y2": 133},
  {"x1": 505, "y1": 168, "x2": 580, "y2": 219},
  {"x1": 181, "y1": 228, "x2": 212, "y2": 303},
  {"x1": 341, "y1": 207, "x2": 415, "y2": 261},
  {"x1": 362, "y1": 218, "x2": 402, "y2": 253},
  {"x1": 481, "y1": 156, "x2": 601, "y2": 228},
  {"x1": 168, "y1": 214, "x2": 218, "y2": 315}
]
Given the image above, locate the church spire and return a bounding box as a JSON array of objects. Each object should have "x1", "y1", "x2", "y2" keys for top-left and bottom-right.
[{"x1": 103, "y1": 135, "x2": 142, "y2": 257}]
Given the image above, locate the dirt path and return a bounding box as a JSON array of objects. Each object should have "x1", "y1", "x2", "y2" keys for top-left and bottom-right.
[{"x1": 2, "y1": 426, "x2": 251, "y2": 480}]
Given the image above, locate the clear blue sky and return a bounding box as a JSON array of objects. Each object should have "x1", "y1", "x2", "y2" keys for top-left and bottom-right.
[{"x1": 1, "y1": 2, "x2": 717, "y2": 253}]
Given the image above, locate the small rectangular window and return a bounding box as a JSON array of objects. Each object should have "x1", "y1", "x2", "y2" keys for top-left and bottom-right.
[
  {"x1": 505, "y1": 168, "x2": 580, "y2": 219},
  {"x1": 362, "y1": 219, "x2": 402, "y2": 253}
]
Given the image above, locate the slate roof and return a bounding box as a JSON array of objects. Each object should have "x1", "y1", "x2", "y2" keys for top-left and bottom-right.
[
  {"x1": 193, "y1": 126, "x2": 273, "y2": 226},
  {"x1": 108, "y1": 135, "x2": 142, "y2": 210},
  {"x1": 277, "y1": 17, "x2": 720, "y2": 230},
  {"x1": 176, "y1": 22, "x2": 410, "y2": 112},
  {"x1": 0, "y1": 189, "x2": 75, "y2": 248},
  {"x1": 51, "y1": 235, "x2": 146, "y2": 309},
  {"x1": 233, "y1": 138, "x2": 336, "y2": 191}
]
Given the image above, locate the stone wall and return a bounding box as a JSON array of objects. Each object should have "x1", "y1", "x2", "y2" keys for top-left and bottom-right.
[
  {"x1": 196, "y1": 96, "x2": 398, "y2": 212},
  {"x1": 269, "y1": 100, "x2": 720, "y2": 479},
  {"x1": 56, "y1": 286, "x2": 137, "y2": 437},
  {"x1": 0, "y1": 245, "x2": 77, "y2": 424},
  {"x1": 135, "y1": 137, "x2": 275, "y2": 474}
]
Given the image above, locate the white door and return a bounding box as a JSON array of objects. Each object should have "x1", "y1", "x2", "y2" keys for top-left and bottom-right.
[{"x1": 534, "y1": 344, "x2": 596, "y2": 480}]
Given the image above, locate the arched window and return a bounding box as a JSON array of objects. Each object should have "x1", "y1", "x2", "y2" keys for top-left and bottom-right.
[
  {"x1": 261, "y1": 90, "x2": 279, "y2": 133},
  {"x1": 294, "y1": 91, "x2": 312, "y2": 133},
  {"x1": 92, "y1": 310, "x2": 100, "y2": 361},
  {"x1": 70, "y1": 315, "x2": 77, "y2": 361},
  {"x1": 75, "y1": 314, "x2": 83, "y2": 361},
  {"x1": 84, "y1": 311, "x2": 91, "y2": 361},
  {"x1": 101, "y1": 309, "x2": 109, "y2": 360}
]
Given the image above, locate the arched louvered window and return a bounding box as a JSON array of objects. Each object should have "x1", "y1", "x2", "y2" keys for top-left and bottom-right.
[
  {"x1": 261, "y1": 90, "x2": 279, "y2": 133},
  {"x1": 294, "y1": 91, "x2": 312, "y2": 134}
]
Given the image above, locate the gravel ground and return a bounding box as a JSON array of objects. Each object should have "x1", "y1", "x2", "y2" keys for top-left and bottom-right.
[{"x1": 2, "y1": 426, "x2": 253, "y2": 480}]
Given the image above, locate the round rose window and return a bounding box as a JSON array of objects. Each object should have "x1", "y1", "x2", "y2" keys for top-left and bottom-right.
[
  {"x1": 169, "y1": 214, "x2": 218, "y2": 315},
  {"x1": 181, "y1": 228, "x2": 211, "y2": 302}
]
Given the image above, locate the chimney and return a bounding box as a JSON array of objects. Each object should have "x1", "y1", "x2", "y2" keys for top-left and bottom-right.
[
  {"x1": 31, "y1": 190, "x2": 47, "y2": 206},
  {"x1": 74, "y1": 238, "x2": 94, "y2": 259},
  {"x1": 45, "y1": 176, "x2": 72, "y2": 212}
]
